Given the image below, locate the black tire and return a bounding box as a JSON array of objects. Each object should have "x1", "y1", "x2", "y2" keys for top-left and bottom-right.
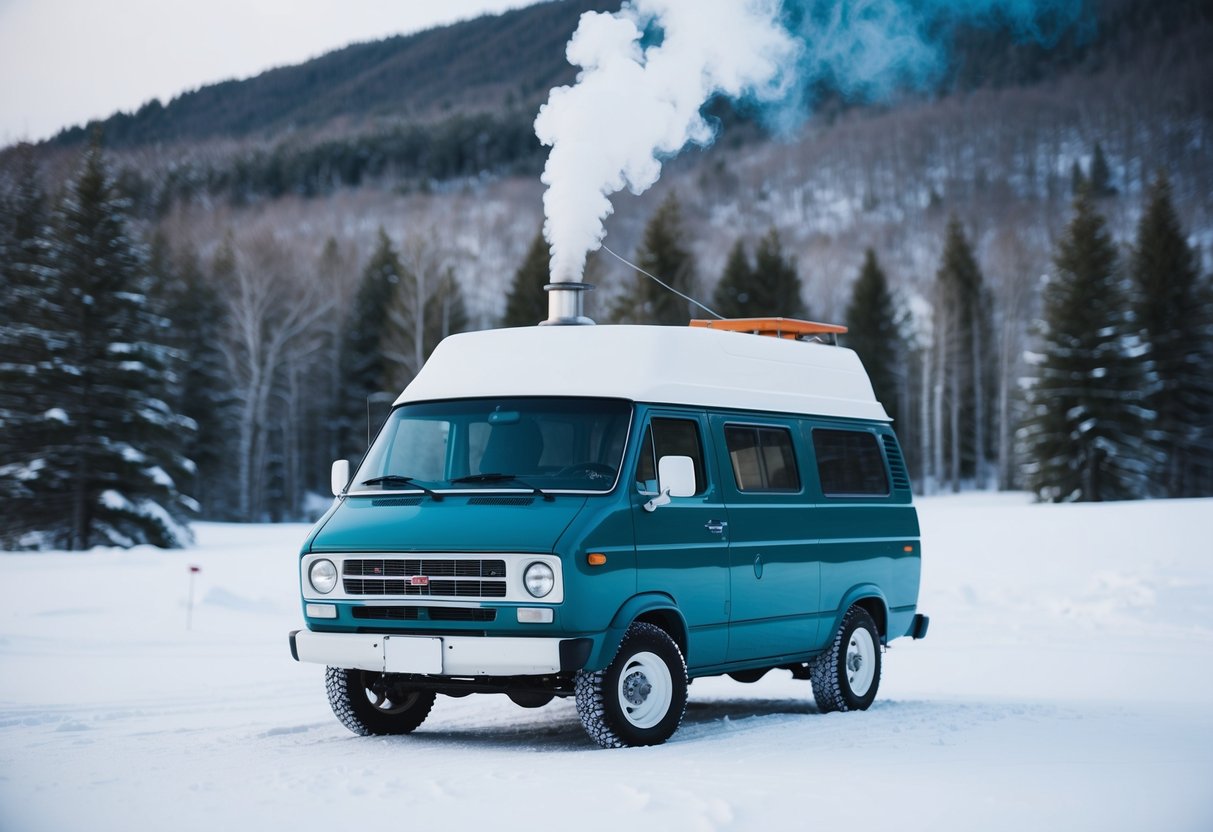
[
  {"x1": 575, "y1": 622, "x2": 688, "y2": 748},
  {"x1": 325, "y1": 666, "x2": 436, "y2": 736},
  {"x1": 809, "y1": 606, "x2": 882, "y2": 713}
]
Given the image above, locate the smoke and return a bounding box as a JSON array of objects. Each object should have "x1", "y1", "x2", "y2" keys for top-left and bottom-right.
[
  {"x1": 535, "y1": 0, "x2": 1086, "y2": 283},
  {"x1": 535, "y1": 0, "x2": 799, "y2": 283}
]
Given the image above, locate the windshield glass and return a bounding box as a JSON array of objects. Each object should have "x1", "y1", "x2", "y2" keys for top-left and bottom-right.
[{"x1": 350, "y1": 397, "x2": 632, "y2": 493}]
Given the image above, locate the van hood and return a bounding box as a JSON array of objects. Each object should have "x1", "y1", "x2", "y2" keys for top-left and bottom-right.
[{"x1": 306, "y1": 494, "x2": 589, "y2": 554}]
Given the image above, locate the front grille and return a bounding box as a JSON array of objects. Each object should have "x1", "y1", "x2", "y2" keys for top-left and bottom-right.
[
  {"x1": 343, "y1": 558, "x2": 508, "y2": 598},
  {"x1": 352, "y1": 606, "x2": 497, "y2": 622}
]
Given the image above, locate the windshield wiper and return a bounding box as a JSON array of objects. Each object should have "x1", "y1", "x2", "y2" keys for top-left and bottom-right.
[
  {"x1": 359, "y1": 474, "x2": 443, "y2": 501},
  {"x1": 449, "y1": 473, "x2": 554, "y2": 501}
]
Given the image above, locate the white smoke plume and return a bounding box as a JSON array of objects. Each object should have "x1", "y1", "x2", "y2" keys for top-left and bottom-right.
[{"x1": 534, "y1": 0, "x2": 799, "y2": 283}]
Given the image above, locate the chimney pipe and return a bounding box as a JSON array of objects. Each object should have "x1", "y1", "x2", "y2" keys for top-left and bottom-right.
[{"x1": 541, "y1": 281, "x2": 595, "y2": 326}]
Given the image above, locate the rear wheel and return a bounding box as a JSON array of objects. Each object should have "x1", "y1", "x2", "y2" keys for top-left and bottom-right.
[
  {"x1": 810, "y1": 606, "x2": 882, "y2": 713},
  {"x1": 575, "y1": 622, "x2": 688, "y2": 748},
  {"x1": 325, "y1": 667, "x2": 436, "y2": 735}
]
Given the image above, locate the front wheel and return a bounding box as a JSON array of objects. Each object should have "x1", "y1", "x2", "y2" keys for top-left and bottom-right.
[
  {"x1": 809, "y1": 606, "x2": 882, "y2": 713},
  {"x1": 575, "y1": 622, "x2": 688, "y2": 748},
  {"x1": 325, "y1": 667, "x2": 436, "y2": 735}
]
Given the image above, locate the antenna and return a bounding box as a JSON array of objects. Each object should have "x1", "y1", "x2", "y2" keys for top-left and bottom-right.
[{"x1": 600, "y1": 244, "x2": 724, "y2": 320}]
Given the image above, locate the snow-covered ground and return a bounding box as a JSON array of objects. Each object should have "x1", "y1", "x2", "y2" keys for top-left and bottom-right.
[{"x1": 2, "y1": 494, "x2": 1211, "y2": 831}]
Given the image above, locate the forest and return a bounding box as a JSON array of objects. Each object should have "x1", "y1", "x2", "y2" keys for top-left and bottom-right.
[{"x1": 1, "y1": 0, "x2": 1211, "y2": 548}]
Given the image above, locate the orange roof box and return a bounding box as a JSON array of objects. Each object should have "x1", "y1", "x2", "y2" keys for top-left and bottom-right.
[{"x1": 689, "y1": 317, "x2": 848, "y2": 341}]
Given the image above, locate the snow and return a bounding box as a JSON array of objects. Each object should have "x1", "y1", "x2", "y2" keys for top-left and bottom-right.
[{"x1": 1, "y1": 495, "x2": 1211, "y2": 831}]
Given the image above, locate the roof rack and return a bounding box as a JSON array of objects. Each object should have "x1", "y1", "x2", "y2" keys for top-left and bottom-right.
[{"x1": 689, "y1": 317, "x2": 848, "y2": 345}]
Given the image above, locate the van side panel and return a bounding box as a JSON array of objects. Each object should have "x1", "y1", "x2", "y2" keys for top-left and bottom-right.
[
  {"x1": 554, "y1": 499, "x2": 638, "y2": 638},
  {"x1": 804, "y1": 421, "x2": 921, "y2": 645},
  {"x1": 629, "y1": 408, "x2": 731, "y2": 670},
  {"x1": 707, "y1": 413, "x2": 821, "y2": 662}
]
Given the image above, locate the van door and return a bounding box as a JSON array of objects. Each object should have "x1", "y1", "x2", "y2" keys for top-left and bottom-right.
[
  {"x1": 630, "y1": 410, "x2": 730, "y2": 668},
  {"x1": 710, "y1": 414, "x2": 820, "y2": 662}
]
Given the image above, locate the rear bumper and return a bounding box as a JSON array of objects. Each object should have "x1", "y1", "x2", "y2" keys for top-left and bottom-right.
[
  {"x1": 289, "y1": 629, "x2": 592, "y2": 676},
  {"x1": 909, "y1": 613, "x2": 930, "y2": 640}
]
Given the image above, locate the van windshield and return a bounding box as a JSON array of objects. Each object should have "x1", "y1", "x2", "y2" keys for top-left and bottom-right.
[{"x1": 350, "y1": 397, "x2": 632, "y2": 494}]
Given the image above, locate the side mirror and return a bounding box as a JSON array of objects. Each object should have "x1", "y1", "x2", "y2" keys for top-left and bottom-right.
[
  {"x1": 644, "y1": 455, "x2": 696, "y2": 512},
  {"x1": 331, "y1": 459, "x2": 351, "y2": 496}
]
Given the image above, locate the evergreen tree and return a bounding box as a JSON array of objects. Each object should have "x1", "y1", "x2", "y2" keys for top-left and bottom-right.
[
  {"x1": 712, "y1": 231, "x2": 807, "y2": 320},
  {"x1": 713, "y1": 239, "x2": 754, "y2": 318},
  {"x1": 424, "y1": 268, "x2": 471, "y2": 356},
  {"x1": 1018, "y1": 191, "x2": 1152, "y2": 502},
  {"x1": 151, "y1": 235, "x2": 234, "y2": 517},
  {"x1": 1070, "y1": 160, "x2": 1087, "y2": 197},
  {"x1": 42, "y1": 140, "x2": 195, "y2": 548},
  {"x1": 503, "y1": 231, "x2": 550, "y2": 327},
  {"x1": 617, "y1": 192, "x2": 698, "y2": 325},
  {"x1": 1089, "y1": 141, "x2": 1116, "y2": 198},
  {"x1": 845, "y1": 249, "x2": 902, "y2": 421},
  {"x1": 336, "y1": 228, "x2": 401, "y2": 458},
  {"x1": 750, "y1": 228, "x2": 807, "y2": 318},
  {"x1": 933, "y1": 216, "x2": 992, "y2": 489},
  {"x1": 1129, "y1": 174, "x2": 1213, "y2": 496},
  {"x1": 0, "y1": 147, "x2": 64, "y2": 546}
]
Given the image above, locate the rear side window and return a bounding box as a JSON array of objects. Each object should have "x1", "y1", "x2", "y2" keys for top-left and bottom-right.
[
  {"x1": 724, "y1": 425, "x2": 800, "y2": 492},
  {"x1": 812, "y1": 429, "x2": 889, "y2": 496},
  {"x1": 636, "y1": 418, "x2": 707, "y2": 494}
]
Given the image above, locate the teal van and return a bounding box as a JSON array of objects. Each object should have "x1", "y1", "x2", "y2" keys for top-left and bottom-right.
[{"x1": 290, "y1": 318, "x2": 928, "y2": 748}]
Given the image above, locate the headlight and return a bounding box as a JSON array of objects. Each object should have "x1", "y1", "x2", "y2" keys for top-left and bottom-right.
[
  {"x1": 309, "y1": 559, "x2": 338, "y2": 594},
  {"x1": 523, "y1": 562, "x2": 554, "y2": 598}
]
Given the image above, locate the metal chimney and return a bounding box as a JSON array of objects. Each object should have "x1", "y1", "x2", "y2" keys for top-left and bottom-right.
[{"x1": 540, "y1": 281, "x2": 595, "y2": 326}]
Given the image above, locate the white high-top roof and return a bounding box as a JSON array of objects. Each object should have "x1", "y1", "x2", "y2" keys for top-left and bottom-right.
[{"x1": 396, "y1": 324, "x2": 889, "y2": 422}]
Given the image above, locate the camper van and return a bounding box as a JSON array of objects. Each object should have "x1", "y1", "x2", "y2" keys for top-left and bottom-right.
[{"x1": 290, "y1": 317, "x2": 927, "y2": 748}]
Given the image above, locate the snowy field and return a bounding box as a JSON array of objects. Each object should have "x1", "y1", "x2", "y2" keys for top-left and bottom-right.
[{"x1": 2, "y1": 493, "x2": 1211, "y2": 832}]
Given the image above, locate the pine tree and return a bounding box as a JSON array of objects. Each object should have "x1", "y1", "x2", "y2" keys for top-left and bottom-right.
[
  {"x1": 750, "y1": 228, "x2": 807, "y2": 318},
  {"x1": 1070, "y1": 160, "x2": 1087, "y2": 197},
  {"x1": 712, "y1": 231, "x2": 807, "y2": 320},
  {"x1": 933, "y1": 217, "x2": 991, "y2": 490},
  {"x1": 845, "y1": 249, "x2": 902, "y2": 421},
  {"x1": 1018, "y1": 191, "x2": 1152, "y2": 502},
  {"x1": 1089, "y1": 142, "x2": 1116, "y2": 198},
  {"x1": 42, "y1": 140, "x2": 195, "y2": 548},
  {"x1": 617, "y1": 192, "x2": 698, "y2": 325},
  {"x1": 424, "y1": 268, "x2": 470, "y2": 356},
  {"x1": 713, "y1": 239, "x2": 754, "y2": 318},
  {"x1": 151, "y1": 235, "x2": 233, "y2": 517},
  {"x1": 503, "y1": 231, "x2": 550, "y2": 327},
  {"x1": 1129, "y1": 174, "x2": 1213, "y2": 496},
  {"x1": 336, "y1": 228, "x2": 401, "y2": 458},
  {"x1": 0, "y1": 147, "x2": 64, "y2": 546}
]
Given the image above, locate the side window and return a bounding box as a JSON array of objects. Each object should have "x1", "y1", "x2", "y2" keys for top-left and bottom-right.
[
  {"x1": 811, "y1": 429, "x2": 889, "y2": 497},
  {"x1": 724, "y1": 425, "x2": 800, "y2": 492},
  {"x1": 635, "y1": 418, "x2": 707, "y2": 494}
]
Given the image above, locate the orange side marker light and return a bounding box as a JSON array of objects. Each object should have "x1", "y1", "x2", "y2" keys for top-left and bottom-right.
[{"x1": 587, "y1": 553, "x2": 607, "y2": 566}]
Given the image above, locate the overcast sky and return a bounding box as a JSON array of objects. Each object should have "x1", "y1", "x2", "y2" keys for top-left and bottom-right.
[{"x1": 0, "y1": 0, "x2": 536, "y2": 144}]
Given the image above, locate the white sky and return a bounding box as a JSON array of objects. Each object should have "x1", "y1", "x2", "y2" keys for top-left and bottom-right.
[{"x1": 0, "y1": 0, "x2": 535, "y2": 144}]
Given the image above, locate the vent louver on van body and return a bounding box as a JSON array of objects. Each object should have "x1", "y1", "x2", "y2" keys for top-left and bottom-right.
[
  {"x1": 468, "y1": 496, "x2": 535, "y2": 506},
  {"x1": 371, "y1": 497, "x2": 423, "y2": 507},
  {"x1": 882, "y1": 434, "x2": 911, "y2": 491}
]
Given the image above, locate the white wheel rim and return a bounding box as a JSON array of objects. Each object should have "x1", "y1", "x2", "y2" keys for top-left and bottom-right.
[
  {"x1": 617, "y1": 651, "x2": 673, "y2": 729},
  {"x1": 845, "y1": 627, "x2": 876, "y2": 697}
]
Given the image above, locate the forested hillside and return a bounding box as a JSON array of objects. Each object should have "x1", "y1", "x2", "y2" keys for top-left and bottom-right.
[{"x1": 2, "y1": 0, "x2": 1211, "y2": 545}]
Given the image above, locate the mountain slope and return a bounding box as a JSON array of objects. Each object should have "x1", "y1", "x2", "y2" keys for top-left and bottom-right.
[{"x1": 50, "y1": 0, "x2": 613, "y2": 148}]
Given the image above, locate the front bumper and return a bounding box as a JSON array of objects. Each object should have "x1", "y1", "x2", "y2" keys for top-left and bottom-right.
[{"x1": 289, "y1": 629, "x2": 592, "y2": 676}]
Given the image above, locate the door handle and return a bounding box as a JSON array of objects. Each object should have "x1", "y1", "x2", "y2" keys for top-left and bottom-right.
[{"x1": 705, "y1": 520, "x2": 728, "y2": 534}]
